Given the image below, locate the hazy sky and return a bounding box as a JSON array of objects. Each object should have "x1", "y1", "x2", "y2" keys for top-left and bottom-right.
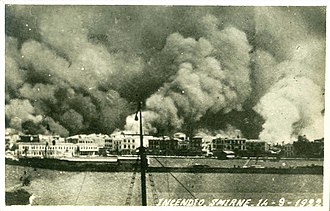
[{"x1": 5, "y1": 5, "x2": 326, "y2": 143}]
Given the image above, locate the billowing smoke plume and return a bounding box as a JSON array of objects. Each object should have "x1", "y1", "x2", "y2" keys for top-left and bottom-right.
[
  {"x1": 252, "y1": 7, "x2": 325, "y2": 143},
  {"x1": 126, "y1": 16, "x2": 252, "y2": 135},
  {"x1": 254, "y1": 77, "x2": 324, "y2": 143},
  {"x1": 5, "y1": 99, "x2": 43, "y2": 130},
  {"x1": 195, "y1": 125, "x2": 242, "y2": 139},
  {"x1": 6, "y1": 6, "x2": 325, "y2": 142}
]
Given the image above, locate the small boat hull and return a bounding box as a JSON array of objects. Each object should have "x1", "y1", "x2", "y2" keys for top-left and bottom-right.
[{"x1": 5, "y1": 157, "x2": 141, "y2": 172}]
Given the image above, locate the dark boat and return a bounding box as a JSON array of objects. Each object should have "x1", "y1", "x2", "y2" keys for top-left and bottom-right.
[
  {"x1": 5, "y1": 189, "x2": 32, "y2": 206},
  {"x1": 5, "y1": 156, "x2": 143, "y2": 172}
]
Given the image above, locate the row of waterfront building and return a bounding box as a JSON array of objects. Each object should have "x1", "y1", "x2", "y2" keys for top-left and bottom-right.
[{"x1": 5, "y1": 129, "x2": 324, "y2": 159}]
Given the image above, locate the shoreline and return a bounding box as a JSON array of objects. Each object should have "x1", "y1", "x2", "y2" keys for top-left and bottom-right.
[{"x1": 5, "y1": 157, "x2": 323, "y2": 175}]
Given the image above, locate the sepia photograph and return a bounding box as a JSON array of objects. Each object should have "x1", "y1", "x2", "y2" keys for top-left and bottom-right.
[{"x1": 3, "y1": 2, "x2": 327, "y2": 209}]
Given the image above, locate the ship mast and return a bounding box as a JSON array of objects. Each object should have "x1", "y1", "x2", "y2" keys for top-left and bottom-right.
[{"x1": 135, "y1": 101, "x2": 147, "y2": 206}]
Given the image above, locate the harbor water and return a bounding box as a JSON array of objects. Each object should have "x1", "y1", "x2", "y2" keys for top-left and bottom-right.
[{"x1": 5, "y1": 162, "x2": 323, "y2": 206}]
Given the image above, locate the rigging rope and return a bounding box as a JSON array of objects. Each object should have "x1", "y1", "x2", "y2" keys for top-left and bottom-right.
[
  {"x1": 148, "y1": 173, "x2": 159, "y2": 205},
  {"x1": 153, "y1": 157, "x2": 197, "y2": 199},
  {"x1": 75, "y1": 171, "x2": 87, "y2": 205},
  {"x1": 125, "y1": 171, "x2": 137, "y2": 205},
  {"x1": 125, "y1": 157, "x2": 140, "y2": 205}
]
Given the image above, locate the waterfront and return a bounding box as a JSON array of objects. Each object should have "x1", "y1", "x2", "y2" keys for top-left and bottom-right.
[
  {"x1": 149, "y1": 157, "x2": 324, "y2": 168},
  {"x1": 5, "y1": 162, "x2": 323, "y2": 206}
]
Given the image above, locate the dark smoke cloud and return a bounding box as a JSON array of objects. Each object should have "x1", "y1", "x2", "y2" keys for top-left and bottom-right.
[
  {"x1": 126, "y1": 18, "x2": 252, "y2": 136},
  {"x1": 5, "y1": 6, "x2": 325, "y2": 142}
]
